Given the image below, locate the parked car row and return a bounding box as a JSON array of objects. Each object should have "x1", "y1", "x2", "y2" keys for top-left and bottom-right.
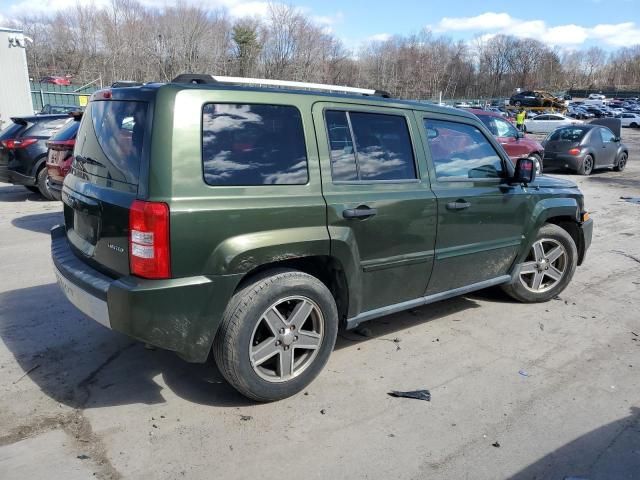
[{"x1": 0, "y1": 111, "x2": 81, "y2": 199}]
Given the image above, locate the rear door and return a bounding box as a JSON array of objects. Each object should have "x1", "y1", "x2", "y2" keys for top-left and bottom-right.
[
  {"x1": 313, "y1": 103, "x2": 437, "y2": 313},
  {"x1": 64, "y1": 97, "x2": 150, "y2": 276},
  {"x1": 418, "y1": 113, "x2": 530, "y2": 294}
]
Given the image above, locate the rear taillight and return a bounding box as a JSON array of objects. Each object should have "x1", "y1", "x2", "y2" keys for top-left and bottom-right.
[
  {"x1": 47, "y1": 139, "x2": 75, "y2": 150},
  {"x1": 1, "y1": 138, "x2": 38, "y2": 149},
  {"x1": 568, "y1": 148, "x2": 581, "y2": 155},
  {"x1": 129, "y1": 200, "x2": 171, "y2": 279}
]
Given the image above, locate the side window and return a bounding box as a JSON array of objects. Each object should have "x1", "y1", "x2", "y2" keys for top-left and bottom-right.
[
  {"x1": 202, "y1": 104, "x2": 308, "y2": 186},
  {"x1": 494, "y1": 118, "x2": 517, "y2": 137},
  {"x1": 325, "y1": 110, "x2": 416, "y2": 182},
  {"x1": 424, "y1": 119, "x2": 504, "y2": 180},
  {"x1": 326, "y1": 111, "x2": 357, "y2": 181},
  {"x1": 599, "y1": 128, "x2": 615, "y2": 143},
  {"x1": 536, "y1": 115, "x2": 549, "y2": 121}
]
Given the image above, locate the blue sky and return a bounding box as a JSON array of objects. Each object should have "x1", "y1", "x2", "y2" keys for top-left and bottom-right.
[{"x1": 1, "y1": 0, "x2": 639, "y2": 49}]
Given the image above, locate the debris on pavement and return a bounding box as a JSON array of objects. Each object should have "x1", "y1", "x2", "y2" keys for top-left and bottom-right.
[
  {"x1": 77, "y1": 454, "x2": 90, "y2": 460},
  {"x1": 239, "y1": 415, "x2": 252, "y2": 421},
  {"x1": 320, "y1": 409, "x2": 326, "y2": 415},
  {"x1": 539, "y1": 322, "x2": 544, "y2": 331},
  {"x1": 518, "y1": 370, "x2": 529, "y2": 377},
  {"x1": 620, "y1": 196, "x2": 640, "y2": 204},
  {"x1": 632, "y1": 332, "x2": 639, "y2": 337},
  {"x1": 13, "y1": 364, "x2": 40, "y2": 384},
  {"x1": 491, "y1": 441, "x2": 501, "y2": 448},
  {"x1": 388, "y1": 390, "x2": 431, "y2": 401}
]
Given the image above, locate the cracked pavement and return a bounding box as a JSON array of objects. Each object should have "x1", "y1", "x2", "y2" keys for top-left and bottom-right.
[{"x1": 0, "y1": 130, "x2": 639, "y2": 479}]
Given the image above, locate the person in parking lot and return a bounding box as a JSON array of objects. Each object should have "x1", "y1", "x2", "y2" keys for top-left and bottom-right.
[{"x1": 516, "y1": 109, "x2": 526, "y2": 131}]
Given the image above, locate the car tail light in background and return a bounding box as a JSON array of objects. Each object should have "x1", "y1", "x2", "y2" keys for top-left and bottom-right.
[
  {"x1": 1, "y1": 138, "x2": 38, "y2": 149},
  {"x1": 568, "y1": 148, "x2": 581, "y2": 155},
  {"x1": 46, "y1": 139, "x2": 76, "y2": 150},
  {"x1": 129, "y1": 200, "x2": 171, "y2": 279}
]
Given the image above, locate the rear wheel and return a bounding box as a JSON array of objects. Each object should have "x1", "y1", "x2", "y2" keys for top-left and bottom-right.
[
  {"x1": 630, "y1": 122, "x2": 638, "y2": 128},
  {"x1": 502, "y1": 223, "x2": 577, "y2": 303},
  {"x1": 614, "y1": 152, "x2": 627, "y2": 172},
  {"x1": 213, "y1": 269, "x2": 338, "y2": 401},
  {"x1": 578, "y1": 154, "x2": 594, "y2": 175},
  {"x1": 36, "y1": 167, "x2": 54, "y2": 200}
]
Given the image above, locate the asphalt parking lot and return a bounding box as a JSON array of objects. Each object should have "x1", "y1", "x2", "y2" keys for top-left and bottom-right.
[{"x1": 1, "y1": 130, "x2": 639, "y2": 480}]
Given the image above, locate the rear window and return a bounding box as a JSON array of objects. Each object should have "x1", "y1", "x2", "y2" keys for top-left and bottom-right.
[
  {"x1": 88, "y1": 100, "x2": 147, "y2": 184},
  {"x1": 26, "y1": 117, "x2": 73, "y2": 137},
  {"x1": 0, "y1": 121, "x2": 24, "y2": 140},
  {"x1": 50, "y1": 119, "x2": 80, "y2": 141},
  {"x1": 202, "y1": 104, "x2": 308, "y2": 186},
  {"x1": 547, "y1": 128, "x2": 588, "y2": 142}
]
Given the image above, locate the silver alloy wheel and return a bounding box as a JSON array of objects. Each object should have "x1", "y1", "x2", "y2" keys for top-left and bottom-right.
[
  {"x1": 519, "y1": 238, "x2": 568, "y2": 293},
  {"x1": 617, "y1": 153, "x2": 627, "y2": 171},
  {"x1": 583, "y1": 156, "x2": 593, "y2": 174},
  {"x1": 249, "y1": 296, "x2": 324, "y2": 383},
  {"x1": 529, "y1": 156, "x2": 542, "y2": 175}
]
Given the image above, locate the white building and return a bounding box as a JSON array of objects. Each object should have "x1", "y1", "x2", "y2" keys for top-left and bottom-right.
[{"x1": 0, "y1": 27, "x2": 33, "y2": 130}]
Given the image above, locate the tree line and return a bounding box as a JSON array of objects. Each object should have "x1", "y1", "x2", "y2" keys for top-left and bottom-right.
[{"x1": 9, "y1": 1, "x2": 640, "y2": 99}]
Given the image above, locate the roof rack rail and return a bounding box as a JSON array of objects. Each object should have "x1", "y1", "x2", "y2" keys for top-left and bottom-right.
[{"x1": 170, "y1": 73, "x2": 391, "y2": 98}]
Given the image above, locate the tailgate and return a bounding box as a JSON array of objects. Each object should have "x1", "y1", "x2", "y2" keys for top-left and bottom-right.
[{"x1": 63, "y1": 99, "x2": 149, "y2": 277}]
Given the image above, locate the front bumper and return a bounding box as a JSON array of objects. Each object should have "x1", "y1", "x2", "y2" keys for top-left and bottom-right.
[
  {"x1": 578, "y1": 217, "x2": 593, "y2": 265},
  {"x1": 51, "y1": 225, "x2": 243, "y2": 362}
]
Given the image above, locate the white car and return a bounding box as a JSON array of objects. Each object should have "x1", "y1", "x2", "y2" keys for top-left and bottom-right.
[
  {"x1": 619, "y1": 112, "x2": 640, "y2": 128},
  {"x1": 588, "y1": 93, "x2": 606, "y2": 100},
  {"x1": 523, "y1": 114, "x2": 583, "y2": 134}
]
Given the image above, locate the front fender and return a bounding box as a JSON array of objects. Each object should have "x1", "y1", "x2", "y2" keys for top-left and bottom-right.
[
  {"x1": 207, "y1": 226, "x2": 331, "y2": 275},
  {"x1": 516, "y1": 197, "x2": 580, "y2": 265}
]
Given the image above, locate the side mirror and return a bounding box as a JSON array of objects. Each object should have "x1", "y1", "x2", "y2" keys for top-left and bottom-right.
[
  {"x1": 512, "y1": 157, "x2": 536, "y2": 184},
  {"x1": 613, "y1": 136, "x2": 621, "y2": 142}
]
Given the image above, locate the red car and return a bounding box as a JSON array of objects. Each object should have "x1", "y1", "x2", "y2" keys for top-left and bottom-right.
[
  {"x1": 40, "y1": 76, "x2": 72, "y2": 86},
  {"x1": 468, "y1": 109, "x2": 545, "y2": 173},
  {"x1": 45, "y1": 112, "x2": 82, "y2": 200}
]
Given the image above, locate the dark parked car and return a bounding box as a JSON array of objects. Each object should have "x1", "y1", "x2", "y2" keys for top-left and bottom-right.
[
  {"x1": 40, "y1": 104, "x2": 83, "y2": 115},
  {"x1": 40, "y1": 76, "x2": 71, "y2": 86},
  {"x1": 0, "y1": 115, "x2": 72, "y2": 198},
  {"x1": 542, "y1": 125, "x2": 628, "y2": 175},
  {"x1": 45, "y1": 112, "x2": 83, "y2": 200},
  {"x1": 51, "y1": 76, "x2": 592, "y2": 401},
  {"x1": 510, "y1": 91, "x2": 564, "y2": 108}
]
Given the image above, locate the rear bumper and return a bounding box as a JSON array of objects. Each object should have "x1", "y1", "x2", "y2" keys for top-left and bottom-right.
[
  {"x1": 0, "y1": 166, "x2": 36, "y2": 186},
  {"x1": 51, "y1": 225, "x2": 243, "y2": 362},
  {"x1": 542, "y1": 153, "x2": 582, "y2": 171},
  {"x1": 47, "y1": 177, "x2": 63, "y2": 200}
]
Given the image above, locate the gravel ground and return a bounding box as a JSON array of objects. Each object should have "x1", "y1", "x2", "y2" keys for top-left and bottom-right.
[{"x1": 1, "y1": 129, "x2": 639, "y2": 480}]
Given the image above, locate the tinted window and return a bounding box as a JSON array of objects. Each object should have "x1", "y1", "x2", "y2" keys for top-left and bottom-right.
[
  {"x1": 202, "y1": 104, "x2": 308, "y2": 186},
  {"x1": 27, "y1": 117, "x2": 73, "y2": 137},
  {"x1": 87, "y1": 100, "x2": 148, "y2": 184},
  {"x1": 326, "y1": 111, "x2": 358, "y2": 181},
  {"x1": 535, "y1": 115, "x2": 549, "y2": 121},
  {"x1": 599, "y1": 128, "x2": 615, "y2": 143},
  {"x1": 424, "y1": 119, "x2": 504, "y2": 180},
  {"x1": 478, "y1": 116, "x2": 516, "y2": 137},
  {"x1": 350, "y1": 112, "x2": 416, "y2": 181},
  {"x1": 50, "y1": 119, "x2": 80, "y2": 141},
  {"x1": 548, "y1": 127, "x2": 588, "y2": 142}
]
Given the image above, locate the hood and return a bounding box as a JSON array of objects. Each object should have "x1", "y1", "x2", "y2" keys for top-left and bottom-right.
[
  {"x1": 534, "y1": 175, "x2": 578, "y2": 189},
  {"x1": 520, "y1": 136, "x2": 544, "y2": 151}
]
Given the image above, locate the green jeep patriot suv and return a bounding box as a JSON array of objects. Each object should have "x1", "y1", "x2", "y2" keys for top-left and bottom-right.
[{"x1": 51, "y1": 75, "x2": 593, "y2": 401}]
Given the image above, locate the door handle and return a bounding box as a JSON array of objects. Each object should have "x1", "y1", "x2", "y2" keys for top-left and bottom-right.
[
  {"x1": 446, "y1": 200, "x2": 471, "y2": 210},
  {"x1": 342, "y1": 206, "x2": 378, "y2": 219}
]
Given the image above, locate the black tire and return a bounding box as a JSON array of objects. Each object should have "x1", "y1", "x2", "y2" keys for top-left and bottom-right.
[
  {"x1": 502, "y1": 223, "x2": 578, "y2": 303},
  {"x1": 614, "y1": 152, "x2": 627, "y2": 172},
  {"x1": 528, "y1": 153, "x2": 543, "y2": 175},
  {"x1": 24, "y1": 186, "x2": 40, "y2": 193},
  {"x1": 578, "y1": 154, "x2": 594, "y2": 175},
  {"x1": 514, "y1": 101, "x2": 521, "y2": 107},
  {"x1": 36, "y1": 167, "x2": 54, "y2": 200},
  {"x1": 630, "y1": 122, "x2": 638, "y2": 128},
  {"x1": 213, "y1": 269, "x2": 338, "y2": 402}
]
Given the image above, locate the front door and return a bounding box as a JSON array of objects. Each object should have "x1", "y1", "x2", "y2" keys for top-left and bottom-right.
[
  {"x1": 313, "y1": 103, "x2": 437, "y2": 315},
  {"x1": 418, "y1": 114, "x2": 532, "y2": 294},
  {"x1": 597, "y1": 127, "x2": 618, "y2": 166}
]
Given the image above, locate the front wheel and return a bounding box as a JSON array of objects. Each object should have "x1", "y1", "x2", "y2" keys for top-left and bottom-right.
[
  {"x1": 614, "y1": 152, "x2": 627, "y2": 172},
  {"x1": 502, "y1": 223, "x2": 578, "y2": 303},
  {"x1": 213, "y1": 269, "x2": 338, "y2": 401},
  {"x1": 528, "y1": 154, "x2": 543, "y2": 175}
]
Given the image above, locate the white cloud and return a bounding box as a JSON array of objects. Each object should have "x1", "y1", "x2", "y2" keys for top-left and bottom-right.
[
  {"x1": 434, "y1": 11, "x2": 640, "y2": 47},
  {"x1": 367, "y1": 33, "x2": 392, "y2": 42}
]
